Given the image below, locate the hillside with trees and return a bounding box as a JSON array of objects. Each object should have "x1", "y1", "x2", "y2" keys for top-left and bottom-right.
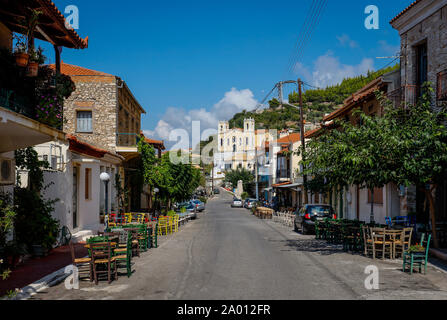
[{"x1": 228, "y1": 65, "x2": 399, "y2": 131}]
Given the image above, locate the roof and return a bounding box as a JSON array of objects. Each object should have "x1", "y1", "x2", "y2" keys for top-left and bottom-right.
[
  {"x1": 0, "y1": 0, "x2": 88, "y2": 49},
  {"x1": 144, "y1": 138, "x2": 166, "y2": 150},
  {"x1": 66, "y1": 134, "x2": 123, "y2": 160},
  {"x1": 322, "y1": 77, "x2": 386, "y2": 122},
  {"x1": 390, "y1": 0, "x2": 422, "y2": 24},
  {"x1": 48, "y1": 62, "x2": 113, "y2": 77},
  {"x1": 304, "y1": 127, "x2": 323, "y2": 139},
  {"x1": 276, "y1": 132, "x2": 301, "y2": 144},
  {"x1": 273, "y1": 181, "x2": 291, "y2": 188}
]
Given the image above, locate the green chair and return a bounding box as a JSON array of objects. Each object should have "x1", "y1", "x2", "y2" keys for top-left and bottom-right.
[
  {"x1": 403, "y1": 233, "x2": 431, "y2": 275},
  {"x1": 113, "y1": 230, "x2": 133, "y2": 278}
]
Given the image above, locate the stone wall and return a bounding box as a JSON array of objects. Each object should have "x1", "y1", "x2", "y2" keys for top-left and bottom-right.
[
  {"x1": 400, "y1": 4, "x2": 447, "y2": 90},
  {"x1": 63, "y1": 78, "x2": 118, "y2": 153}
]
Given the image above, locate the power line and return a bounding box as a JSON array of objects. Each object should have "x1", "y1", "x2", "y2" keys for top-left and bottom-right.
[
  {"x1": 286, "y1": 0, "x2": 328, "y2": 77},
  {"x1": 284, "y1": 0, "x2": 320, "y2": 77},
  {"x1": 288, "y1": 0, "x2": 326, "y2": 75}
]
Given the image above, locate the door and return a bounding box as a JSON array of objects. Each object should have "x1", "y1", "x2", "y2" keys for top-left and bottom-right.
[{"x1": 72, "y1": 166, "x2": 78, "y2": 229}]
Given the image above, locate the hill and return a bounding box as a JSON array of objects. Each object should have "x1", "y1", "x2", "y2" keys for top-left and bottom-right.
[{"x1": 228, "y1": 64, "x2": 399, "y2": 131}]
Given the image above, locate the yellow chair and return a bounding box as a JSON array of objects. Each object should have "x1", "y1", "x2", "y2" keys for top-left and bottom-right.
[
  {"x1": 106, "y1": 214, "x2": 116, "y2": 228},
  {"x1": 136, "y1": 213, "x2": 145, "y2": 224},
  {"x1": 124, "y1": 213, "x2": 132, "y2": 224},
  {"x1": 172, "y1": 214, "x2": 179, "y2": 233},
  {"x1": 158, "y1": 216, "x2": 168, "y2": 236}
]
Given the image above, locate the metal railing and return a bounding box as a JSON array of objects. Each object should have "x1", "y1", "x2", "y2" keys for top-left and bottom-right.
[
  {"x1": 116, "y1": 132, "x2": 140, "y2": 147},
  {"x1": 386, "y1": 85, "x2": 419, "y2": 107},
  {"x1": 0, "y1": 88, "x2": 35, "y2": 119}
]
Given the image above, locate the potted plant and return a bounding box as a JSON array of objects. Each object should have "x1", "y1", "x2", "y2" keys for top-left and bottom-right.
[
  {"x1": 13, "y1": 34, "x2": 29, "y2": 67},
  {"x1": 26, "y1": 46, "x2": 45, "y2": 77},
  {"x1": 408, "y1": 243, "x2": 425, "y2": 254}
]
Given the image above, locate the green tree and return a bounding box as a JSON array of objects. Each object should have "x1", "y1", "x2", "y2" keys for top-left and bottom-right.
[{"x1": 224, "y1": 168, "x2": 254, "y2": 193}]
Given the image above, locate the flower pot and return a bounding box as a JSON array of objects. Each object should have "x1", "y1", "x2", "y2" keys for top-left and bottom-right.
[
  {"x1": 14, "y1": 52, "x2": 29, "y2": 67},
  {"x1": 26, "y1": 61, "x2": 39, "y2": 77}
]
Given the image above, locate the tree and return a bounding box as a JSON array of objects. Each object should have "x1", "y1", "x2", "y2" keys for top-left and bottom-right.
[
  {"x1": 224, "y1": 168, "x2": 254, "y2": 193},
  {"x1": 301, "y1": 83, "x2": 447, "y2": 247}
]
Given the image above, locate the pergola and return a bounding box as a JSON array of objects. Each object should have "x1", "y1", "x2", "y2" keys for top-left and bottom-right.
[{"x1": 0, "y1": 0, "x2": 88, "y2": 71}]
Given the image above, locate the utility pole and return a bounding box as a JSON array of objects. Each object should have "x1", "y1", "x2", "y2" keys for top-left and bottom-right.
[
  {"x1": 211, "y1": 160, "x2": 214, "y2": 196},
  {"x1": 298, "y1": 79, "x2": 308, "y2": 205}
]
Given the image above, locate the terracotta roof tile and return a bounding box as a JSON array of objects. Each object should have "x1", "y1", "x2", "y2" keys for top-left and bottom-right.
[
  {"x1": 48, "y1": 62, "x2": 113, "y2": 76},
  {"x1": 276, "y1": 133, "x2": 301, "y2": 144},
  {"x1": 390, "y1": 0, "x2": 422, "y2": 24}
]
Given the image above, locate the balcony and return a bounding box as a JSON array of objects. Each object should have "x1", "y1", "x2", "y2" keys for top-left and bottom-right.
[
  {"x1": 116, "y1": 133, "x2": 141, "y2": 160},
  {"x1": 276, "y1": 168, "x2": 291, "y2": 180},
  {"x1": 386, "y1": 85, "x2": 419, "y2": 107}
]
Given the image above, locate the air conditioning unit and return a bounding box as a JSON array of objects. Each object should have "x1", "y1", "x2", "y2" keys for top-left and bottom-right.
[{"x1": 0, "y1": 158, "x2": 15, "y2": 185}]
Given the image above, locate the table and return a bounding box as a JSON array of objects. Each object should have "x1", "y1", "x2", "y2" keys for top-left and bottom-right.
[{"x1": 384, "y1": 229, "x2": 403, "y2": 259}]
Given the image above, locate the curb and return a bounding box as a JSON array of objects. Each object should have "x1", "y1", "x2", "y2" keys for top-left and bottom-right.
[{"x1": 9, "y1": 265, "x2": 71, "y2": 300}]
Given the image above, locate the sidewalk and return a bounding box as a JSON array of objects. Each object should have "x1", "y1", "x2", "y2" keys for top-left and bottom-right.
[{"x1": 0, "y1": 243, "x2": 87, "y2": 297}]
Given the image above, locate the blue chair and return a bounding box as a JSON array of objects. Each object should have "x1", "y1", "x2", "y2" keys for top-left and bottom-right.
[
  {"x1": 385, "y1": 217, "x2": 393, "y2": 228},
  {"x1": 403, "y1": 233, "x2": 431, "y2": 275}
]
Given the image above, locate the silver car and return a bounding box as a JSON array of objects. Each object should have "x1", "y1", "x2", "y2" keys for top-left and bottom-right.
[
  {"x1": 232, "y1": 198, "x2": 243, "y2": 208},
  {"x1": 190, "y1": 199, "x2": 205, "y2": 212}
]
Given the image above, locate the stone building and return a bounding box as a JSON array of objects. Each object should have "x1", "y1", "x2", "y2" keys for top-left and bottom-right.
[
  {"x1": 50, "y1": 62, "x2": 148, "y2": 212},
  {"x1": 391, "y1": 0, "x2": 447, "y2": 229}
]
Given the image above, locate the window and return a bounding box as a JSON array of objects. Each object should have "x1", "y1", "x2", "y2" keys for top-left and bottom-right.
[
  {"x1": 85, "y1": 168, "x2": 91, "y2": 200},
  {"x1": 232, "y1": 136, "x2": 236, "y2": 143},
  {"x1": 76, "y1": 111, "x2": 92, "y2": 133},
  {"x1": 220, "y1": 139, "x2": 223, "y2": 147},
  {"x1": 246, "y1": 137, "x2": 248, "y2": 145},
  {"x1": 233, "y1": 144, "x2": 237, "y2": 152},
  {"x1": 416, "y1": 43, "x2": 428, "y2": 95},
  {"x1": 368, "y1": 187, "x2": 383, "y2": 204}
]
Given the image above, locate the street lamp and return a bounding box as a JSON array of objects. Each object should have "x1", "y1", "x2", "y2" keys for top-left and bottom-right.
[
  {"x1": 100, "y1": 172, "x2": 110, "y2": 229},
  {"x1": 153, "y1": 187, "x2": 159, "y2": 217}
]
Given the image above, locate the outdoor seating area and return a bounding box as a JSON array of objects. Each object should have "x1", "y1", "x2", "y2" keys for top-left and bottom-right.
[
  {"x1": 254, "y1": 207, "x2": 274, "y2": 219},
  {"x1": 69, "y1": 211, "x2": 196, "y2": 285},
  {"x1": 314, "y1": 218, "x2": 431, "y2": 274},
  {"x1": 272, "y1": 211, "x2": 295, "y2": 227}
]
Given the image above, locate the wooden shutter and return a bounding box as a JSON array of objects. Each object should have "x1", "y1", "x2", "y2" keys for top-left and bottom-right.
[{"x1": 368, "y1": 187, "x2": 383, "y2": 204}]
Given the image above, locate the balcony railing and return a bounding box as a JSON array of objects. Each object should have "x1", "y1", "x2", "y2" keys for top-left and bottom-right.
[
  {"x1": 116, "y1": 133, "x2": 140, "y2": 147},
  {"x1": 386, "y1": 85, "x2": 419, "y2": 107},
  {"x1": 276, "y1": 168, "x2": 290, "y2": 179},
  {"x1": 0, "y1": 88, "x2": 36, "y2": 120}
]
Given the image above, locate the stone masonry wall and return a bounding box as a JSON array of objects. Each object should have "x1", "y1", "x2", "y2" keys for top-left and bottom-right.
[
  {"x1": 63, "y1": 79, "x2": 118, "y2": 153},
  {"x1": 400, "y1": 5, "x2": 447, "y2": 90}
]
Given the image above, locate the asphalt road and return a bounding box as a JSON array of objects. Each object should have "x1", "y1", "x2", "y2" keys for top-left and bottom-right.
[{"x1": 31, "y1": 189, "x2": 447, "y2": 300}]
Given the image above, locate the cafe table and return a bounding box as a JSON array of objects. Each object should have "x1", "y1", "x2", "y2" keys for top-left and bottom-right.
[{"x1": 384, "y1": 229, "x2": 403, "y2": 259}]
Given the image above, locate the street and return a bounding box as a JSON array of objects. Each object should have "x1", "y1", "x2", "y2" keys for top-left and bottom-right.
[{"x1": 31, "y1": 190, "x2": 447, "y2": 300}]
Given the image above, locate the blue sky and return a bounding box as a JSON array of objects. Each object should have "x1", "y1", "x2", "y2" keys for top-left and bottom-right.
[{"x1": 46, "y1": 0, "x2": 411, "y2": 145}]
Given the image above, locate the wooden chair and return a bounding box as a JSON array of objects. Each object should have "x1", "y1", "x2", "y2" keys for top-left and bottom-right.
[
  {"x1": 362, "y1": 226, "x2": 373, "y2": 257},
  {"x1": 403, "y1": 233, "x2": 431, "y2": 275},
  {"x1": 113, "y1": 230, "x2": 132, "y2": 278},
  {"x1": 69, "y1": 241, "x2": 92, "y2": 282},
  {"x1": 90, "y1": 242, "x2": 117, "y2": 285},
  {"x1": 371, "y1": 228, "x2": 393, "y2": 260},
  {"x1": 394, "y1": 227, "x2": 413, "y2": 259}
]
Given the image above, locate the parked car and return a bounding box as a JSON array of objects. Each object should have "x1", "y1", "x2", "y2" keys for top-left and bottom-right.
[
  {"x1": 184, "y1": 203, "x2": 198, "y2": 219},
  {"x1": 294, "y1": 204, "x2": 336, "y2": 235},
  {"x1": 244, "y1": 198, "x2": 257, "y2": 209},
  {"x1": 213, "y1": 188, "x2": 220, "y2": 194},
  {"x1": 231, "y1": 198, "x2": 243, "y2": 208},
  {"x1": 190, "y1": 199, "x2": 205, "y2": 212}
]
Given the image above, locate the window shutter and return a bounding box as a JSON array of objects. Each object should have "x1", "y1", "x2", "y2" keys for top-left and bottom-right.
[{"x1": 77, "y1": 111, "x2": 92, "y2": 132}]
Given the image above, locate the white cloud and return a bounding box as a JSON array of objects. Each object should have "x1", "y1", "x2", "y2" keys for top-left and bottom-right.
[
  {"x1": 377, "y1": 40, "x2": 400, "y2": 56},
  {"x1": 294, "y1": 52, "x2": 375, "y2": 88},
  {"x1": 144, "y1": 88, "x2": 260, "y2": 147},
  {"x1": 336, "y1": 34, "x2": 358, "y2": 48}
]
